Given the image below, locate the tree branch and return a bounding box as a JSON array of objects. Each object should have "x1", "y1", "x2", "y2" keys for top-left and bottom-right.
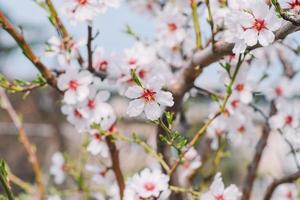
[
  {"x1": 170, "y1": 16, "x2": 300, "y2": 103},
  {"x1": 45, "y1": 0, "x2": 84, "y2": 66},
  {"x1": 241, "y1": 102, "x2": 276, "y2": 200},
  {"x1": 0, "y1": 11, "x2": 58, "y2": 90},
  {"x1": 105, "y1": 136, "x2": 125, "y2": 200},
  {"x1": 87, "y1": 25, "x2": 94, "y2": 72},
  {"x1": 263, "y1": 171, "x2": 300, "y2": 200},
  {"x1": 158, "y1": 17, "x2": 300, "y2": 199},
  {"x1": 191, "y1": 0, "x2": 202, "y2": 49}
]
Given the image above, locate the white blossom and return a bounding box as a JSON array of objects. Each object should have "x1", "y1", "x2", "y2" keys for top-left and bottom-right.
[
  {"x1": 125, "y1": 77, "x2": 174, "y2": 120},
  {"x1": 50, "y1": 152, "x2": 66, "y2": 184},
  {"x1": 124, "y1": 168, "x2": 170, "y2": 200},
  {"x1": 57, "y1": 69, "x2": 93, "y2": 104},
  {"x1": 200, "y1": 173, "x2": 241, "y2": 200}
]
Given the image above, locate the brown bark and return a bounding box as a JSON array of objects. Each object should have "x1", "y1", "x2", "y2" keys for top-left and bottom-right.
[{"x1": 106, "y1": 136, "x2": 125, "y2": 200}]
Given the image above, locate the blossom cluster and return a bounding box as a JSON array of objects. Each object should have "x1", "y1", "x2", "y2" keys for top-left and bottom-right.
[{"x1": 31, "y1": 0, "x2": 300, "y2": 199}]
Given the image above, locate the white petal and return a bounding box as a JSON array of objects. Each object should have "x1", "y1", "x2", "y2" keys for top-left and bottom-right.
[
  {"x1": 210, "y1": 173, "x2": 225, "y2": 196},
  {"x1": 87, "y1": 140, "x2": 101, "y2": 155},
  {"x1": 125, "y1": 86, "x2": 143, "y2": 99},
  {"x1": 95, "y1": 90, "x2": 110, "y2": 102},
  {"x1": 144, "y1": 102, "x2": 161, "y2": 120},
  {"x1": 52, "y1": 152, "x2": 64, "y2": 165},
  {"x1": 239, "y1": 13, "x2": 254, "y2": 28},
  {"x1": 252, "y1": 1, "x2": 269, "y2": 19},
  {"x1": 127, "y1": 99, "x2": 145, "y2": 117},
  {"x1": 233, "y1": 39, "x2": 247, "y2": 54},
  {"x1": 57, "y1": 74, "x2": 70, "y2": 91},
  {"x1": 76, "y1": 86, "x2": 90, "y2": 102},
  {"x1": 258, "y1": 29, "x2": 275, "y2": 46},
  {"x1": 200, "y1": 192, "x2": 214, "y2": 200},
  {"x1": 156, "y1": 91, "x2": 174, "y2": 107},
  {"x1": 64, "y1": 90, "x2": 77, "y2": 104},
  {"x1": 147, "y1": 76, "x2": 164, "y2": 91},
  {"x1": 243, "y1": 29, "x2": 258, "y2": 46},
  {"x1": 266, "y1": 12, "x2": 282, "y2": 31},
  {"x1": 224, "y1": 185, "x2": 241, "y2": 199},
  {"x1": 240, "y1": 92, "x2": 253, "y2": 104},
  {"x1": 78, "y1": 70, "x2": 93, "y2": 85}
]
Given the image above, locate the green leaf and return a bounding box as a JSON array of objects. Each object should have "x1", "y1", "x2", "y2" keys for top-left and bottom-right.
[
  {"x1": 211, "y1": 94, "x2": 219, "y2": 102},
  {"x1": 172, "y1": 131, "x2": 188, "y2": 152},
  {"x1": 0, "y1": 160, "x2": 14, "y2": 200},
  {"x1": 124, "y1": 24, "x2": 140, "y2": 40},
  {"x1": 14, "y1": 80, "x2": 28, "y2": 87},
  {"x1": 32, "y1": 75, "x2": 47, "y2": 85},
  {"x1": 165, "y1": 112, "x2": 174, "y2": 127}
]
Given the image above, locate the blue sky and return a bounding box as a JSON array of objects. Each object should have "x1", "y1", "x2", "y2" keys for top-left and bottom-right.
[{"x1": 0, "y1": 0, "x2": 155, "y2": 79}]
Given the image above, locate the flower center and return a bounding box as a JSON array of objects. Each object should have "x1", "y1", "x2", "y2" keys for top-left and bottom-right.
[
  {"x1": 61, "y1": 164, "x2": 68, "y2": 172},
  {"x1": 94, "y1": 133, "x2": 102, "y2": 141},
  {"x1": 275, "y1": 86, "x2": 283, "y2": 96},
  {"x1": 146, "y1": 2, "x2": 153, "y2": 11},
  {"x1": 144, "y1": 182, "x2": 156, "y2": 191},
  {"x1": 289, "y1": 0, "x2": 300, "y2": 11},
  {"x1": 74, "y1": 109, "x2": 82, "y2": 118},
  {"x1": 285, "y1": 115, "x2": 293, "y2": 125},
  {"x1": 87, "y1": 99, "x2": 96, "y2": 109},
  {"x1": 142, "y1": 89, "x2": 156, "y2": 102},
  {"x1": 100, "y1": 169, "x2": 108, "y2": 177},
  {"x1": 238, "y1": 126, "x2": 246, "y2": 134},
  {"x1": 108, "y1": 125, "x2": 116, "y2": 133},
  {"x1": 215, "y1": 195, "x2": 225, "y2": 200},
  {"x1": 235, "y1": 83, "x2": 245, "y2": 92},
  {"x1": 69, "y1": 80, "x2": 78, "y2": 90},
  {"x1": 231, "y1": 100, "x2": 240, "y2": 109},
  {"x1": 97, "y1": 60, "x2": 108, "y2": 71},
  {"x1": 286, "y1": 190, "x2": 292, "y2": 199},
  {"x1": 78, "y1": 0, "x2": 88, "y2": 5},
  {"x1": 253, "y1": 19, "x2": 266, "y2": 31},
  {"x1": 168, "y1": 23, "x2": 177, "y2": 32}
]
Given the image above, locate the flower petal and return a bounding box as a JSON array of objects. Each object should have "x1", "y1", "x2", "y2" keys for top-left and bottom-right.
[
  {"x1": 243, "y1": 29, "x2": 258, "y2": 46},
  {"x1": 125, "y1": 86, "x2": 143, "y2": 99},
  {"x1": 258, "y1": 29, "x2": 275, "y2": 46},
  {"x1": 127, "y1": 99, "x2": 145, "y2": 117},
  {"x1": 64, "y1": 90, "x2": 77, "y2": 104},
  {"x1": 144, "y1": 102, "x2": 161, "y2": 120},
  {"x1": 156, "y1": 91, "x2": 174, "y2": 107}
]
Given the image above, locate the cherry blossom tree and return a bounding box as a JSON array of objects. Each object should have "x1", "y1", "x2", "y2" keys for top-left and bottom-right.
[{"x1": 1, "y1": 0, "x2": 300, "y2": 200}]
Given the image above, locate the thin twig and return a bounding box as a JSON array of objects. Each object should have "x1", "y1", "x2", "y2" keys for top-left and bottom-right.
[
  {"x1": 263, "y1": 171, "x2": 300, "y2": 200},
  {"x1": 45, "y1": 0, "x2": 84, "y2": 66},
  {"x1": 8, "y1": 173, "x2": 34, "y2": 194},
  {"x1": 168, "y1": 111, "x2": 221, "y2": 176},
  {"x1": 169, "y1": 185, "x2": 200, "y2": 197},
  {"x1": 205, "y1": 0, "x2": 215, "y2": 50},
  {"x1": 87, "y1": 25, "x2": 94, "y2": 72},
  {"x1": 191, "y1": 0, "x2": 202, "y2": 49},
  {"x1": 0, "y1": 89, "x2": 45, "y2": 200}
]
